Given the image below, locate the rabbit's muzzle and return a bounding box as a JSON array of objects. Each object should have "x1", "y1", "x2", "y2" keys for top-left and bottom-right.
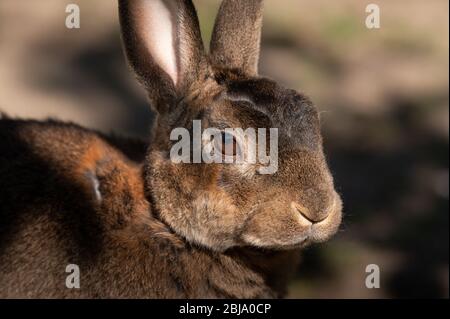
[
  {"x1": 239, "y1": 190, "x2": 342, "y2": 249},
  {"x1": 238, "y1": 147, "x2": 342, "y2": 249},
  {"x1": 291, "y1": 190, "x2": 342, "y2": 244}
]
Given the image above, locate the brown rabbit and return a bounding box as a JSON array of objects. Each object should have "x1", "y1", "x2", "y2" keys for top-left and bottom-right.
[{"x1": 0, "y1": 0, "x2": 342, "y2": 298}]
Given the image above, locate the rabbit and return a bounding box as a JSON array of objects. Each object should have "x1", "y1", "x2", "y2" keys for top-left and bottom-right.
[{"x1": 0, "y1": 0, "x2": 342, "y2": 298}]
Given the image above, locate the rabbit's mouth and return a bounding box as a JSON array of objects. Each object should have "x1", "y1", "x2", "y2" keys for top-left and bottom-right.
[
  {"x1": 294, "y1": 192, "x2": 343, "y2": 243},
  {"x1": 239, "y1": 192, "x2": 342, "y2": 250},
  {"x1": 309, "y1": 194, "x2": 343, "y2": 243}
]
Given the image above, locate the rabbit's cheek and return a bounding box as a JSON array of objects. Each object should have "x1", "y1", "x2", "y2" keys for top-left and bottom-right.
[
  {"x1": 186, "y1": 193, "x2": 243, "y2": 250},
  {"x1": 148, "y1": 156, "x2": 244, "y2": 251},
  {"x1": 231, "y1": 162, "x2": 256, "y2": 179}
]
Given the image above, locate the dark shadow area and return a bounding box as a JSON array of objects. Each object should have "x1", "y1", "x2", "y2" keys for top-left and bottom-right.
[{"x1": 295, "y1": 94, "x2": 449, "y2": 298}]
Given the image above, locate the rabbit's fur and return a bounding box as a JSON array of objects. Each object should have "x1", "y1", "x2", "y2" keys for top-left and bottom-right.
[{"x1": 0, "y1": 0, "x2": 342, "y2": 298}]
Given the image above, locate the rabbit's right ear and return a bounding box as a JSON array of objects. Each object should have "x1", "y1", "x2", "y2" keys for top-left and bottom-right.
[
  {"x1": 210, "y1": 0, "x2": 264, "y2": 76},
  {"x1": 119, "y1": 0, "x2": 207, "y2": 111}
]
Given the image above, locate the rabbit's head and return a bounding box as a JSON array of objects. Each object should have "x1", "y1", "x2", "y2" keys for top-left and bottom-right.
[{"x1": 119, "y1": 0, "x2": 342, "y2": 251}]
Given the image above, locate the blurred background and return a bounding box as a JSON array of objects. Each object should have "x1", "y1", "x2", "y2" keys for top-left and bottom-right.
[{"x1": 0, "y1": 0, "x2": 448, "y2": 298}]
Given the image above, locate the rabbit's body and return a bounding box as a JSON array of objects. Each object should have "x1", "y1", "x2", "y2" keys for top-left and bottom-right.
[
  {"x1": 0, "y1": 119, "x2": 297, "y2": 298},
  {"x1": 0, "y1": 0, "x2": 342, "y2": 298}
]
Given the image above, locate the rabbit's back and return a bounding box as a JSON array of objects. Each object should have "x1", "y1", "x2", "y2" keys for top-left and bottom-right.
[{"x1": 0, "y1": 119, "x2": 152, "y2": 297}]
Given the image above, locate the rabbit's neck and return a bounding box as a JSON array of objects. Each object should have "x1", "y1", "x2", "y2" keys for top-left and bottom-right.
[
  {"x1": 129, "y1": 211, "x2": 300, "y2": 298},
  {"x1": 223, "y1": 247, "x2": 301, "y2": 298}
]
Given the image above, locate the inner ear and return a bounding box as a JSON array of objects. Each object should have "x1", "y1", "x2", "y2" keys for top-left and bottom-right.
[
  {"x1": 120, "y1": 0, "x2": 179, "y2": 87},
  {"x1": 119, "y1": 0, "x2": 207, "y2": 109},
  {"x1": 138, "y1": 0, "x2": 179, "y2": 85}
]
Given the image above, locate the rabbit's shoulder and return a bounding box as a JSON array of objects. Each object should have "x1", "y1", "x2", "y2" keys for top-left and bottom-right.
[{"x1": 0, "y1": 118, "x2": 150, "y2": 229}]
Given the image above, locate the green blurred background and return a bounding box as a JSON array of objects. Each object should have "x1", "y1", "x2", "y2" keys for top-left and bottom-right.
[{"x1": 0, "y1": 0, "x2": 448, "y2": 298}]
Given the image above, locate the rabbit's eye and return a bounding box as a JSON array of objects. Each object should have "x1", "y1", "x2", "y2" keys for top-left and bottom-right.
[{"x1": 221, "y1": 132, "x2": 238, "y2": 156}]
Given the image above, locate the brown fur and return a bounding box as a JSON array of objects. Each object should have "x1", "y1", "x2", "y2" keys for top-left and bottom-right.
[{"x1": 0, "y1": 0, "x2": 342, "y2": 298}]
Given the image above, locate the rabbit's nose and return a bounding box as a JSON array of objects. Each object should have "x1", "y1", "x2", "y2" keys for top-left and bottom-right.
[{"x1": 291, "y1": 202, "x2": 330, "y2": 224}]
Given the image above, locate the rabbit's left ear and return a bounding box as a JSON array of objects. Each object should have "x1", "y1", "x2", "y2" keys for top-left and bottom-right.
[
  {"x1": 210, "y1": 0, "x2": 264, "y2": 76},
  {"x1": 119, "y1": 0, "x2": 207, "y2": 109}
]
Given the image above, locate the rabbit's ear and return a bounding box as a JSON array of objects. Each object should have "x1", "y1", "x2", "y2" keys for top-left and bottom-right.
[
  {"x1": 119, "y1": 0, "x2": 206, "y2": 109},
  {"x1": 210, "y1": 0, "x2": 264, "y2": 76}
]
